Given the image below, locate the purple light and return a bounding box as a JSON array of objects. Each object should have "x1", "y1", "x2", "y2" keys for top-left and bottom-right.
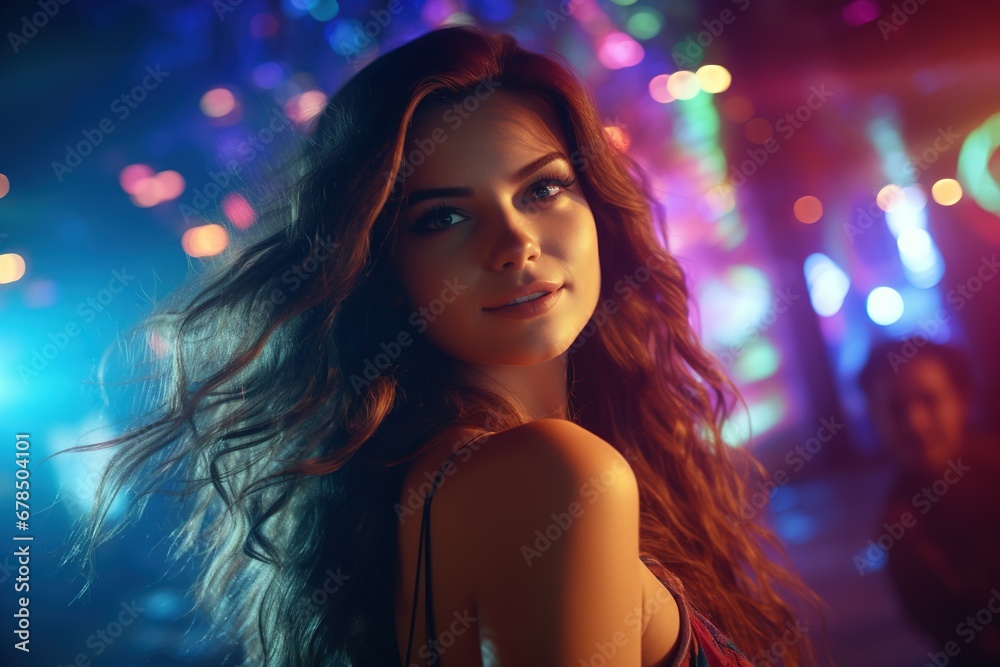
[{"x1": 842, "y1": 0, "x2": 879, "y2": 26}]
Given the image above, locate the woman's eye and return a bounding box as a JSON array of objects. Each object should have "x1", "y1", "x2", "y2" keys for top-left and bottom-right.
[
  {"x1": 527, "y1": 177, "x2": 574, "y2": 203},
  {"x1": 413, "y1": 206, "x2": 468, "y2": 233}
]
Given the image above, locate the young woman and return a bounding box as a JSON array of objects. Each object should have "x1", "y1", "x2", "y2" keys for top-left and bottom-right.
[{"x1": 64, "y1": 24, "x2": 825, "y2": 667}]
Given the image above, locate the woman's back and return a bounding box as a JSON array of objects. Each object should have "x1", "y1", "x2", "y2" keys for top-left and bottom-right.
[{"x1": 393, "y1": 418, "x2": 684, "y2": 666}]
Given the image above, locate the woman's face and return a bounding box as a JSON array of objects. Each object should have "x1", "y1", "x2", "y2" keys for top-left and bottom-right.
[{"x1": 389, "y1": 89, "x2": 601, "y2": 368}]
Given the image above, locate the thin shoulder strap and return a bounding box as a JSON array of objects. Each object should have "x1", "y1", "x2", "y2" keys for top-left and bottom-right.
[{"x1": 404, "y1": 430, "x2": 494, "y2": 666}]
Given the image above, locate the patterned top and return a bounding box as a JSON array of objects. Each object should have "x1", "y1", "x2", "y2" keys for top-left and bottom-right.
[{"x1": 403, "y1": 432, "x2": 754, "y2": 667}]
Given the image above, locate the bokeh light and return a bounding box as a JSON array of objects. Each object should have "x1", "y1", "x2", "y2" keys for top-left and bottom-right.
[
  {"x1": 648, "y1": 74, "x2": 673, "y2": 104},
  {"x1": 931, "y1": 178, "x2": 963, "y2": 205},
  {"x1": 744, "y1": 118, "x2": 774, "y2": 144},
  {"x1": 0, "y1": 253, "x2": 27, "y2": 284},
  {"x1": 866, "y1": 286, "x2": 905, "y2": 325},
  {"x1": 695, "y1": 65, "x2": 732, "y2": 94},
  {"x1": 0, "y1": 173, "x2": 9, "y2": 198},
  {"x1": 222, "y1": 193, "x2": 257, "y2": 229},
  {"x1": 182, "y1": 224, "x2": 229, "y2": 257},
  {"x1": 200, "y1": 88, "x2": 237, "y2": 117},
  {"x1": 793, "y1": 195, "x2": 823, "y2": 223},
  {"x1": 597, "y1": 31, "x2": 645, "y2": 70},
  {"x1": 666, "y1": 70, "x2": 700, "y2": 100}
]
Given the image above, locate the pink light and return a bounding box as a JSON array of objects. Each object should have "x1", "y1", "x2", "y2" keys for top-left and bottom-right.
[
  {"x1": 283, "y1": 90, "x2": 326, "y2": 128},
  {"x1": 119, "y1": 164, "x2": 154, "y2": 194},
  {"x1": 156, "y1": 170, "x2": 185, "y2": 201},
  {"x1": 597, "y1": 32, "x2": 644, "y2": 70},
  {"x1": 842, "y1": 0, "x2": 879, "y2": 25},
  {"x1": 132, "y1": 177, "x2": 166, "y2": 207},
  {"x1": 648, "y1": 74, "x2": 674, "y2": 104},
  {"x1": 222, "y1": 192, "x2": 257, "y2": 229}
]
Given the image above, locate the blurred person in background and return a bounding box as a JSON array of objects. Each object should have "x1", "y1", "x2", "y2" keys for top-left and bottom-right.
[{"x1": 859, "y1": 337, "x2": 1000, "y2": 664}]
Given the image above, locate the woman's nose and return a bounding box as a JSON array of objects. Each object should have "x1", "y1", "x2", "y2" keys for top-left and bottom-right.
[{"x1": 487, "y1": 204, "x2": 542, "y2": 271}]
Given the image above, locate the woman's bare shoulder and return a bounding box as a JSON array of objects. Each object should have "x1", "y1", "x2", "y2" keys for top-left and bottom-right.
[
  {"x1": 428, "y1": 417, "x2": 639, "y2": 556},
  {"x1": 430, "y1": 418, "x2": 645, "y2": 664}
]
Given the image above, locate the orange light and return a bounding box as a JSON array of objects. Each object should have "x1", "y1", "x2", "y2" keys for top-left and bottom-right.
[
  {"x1": 695, "y1": 65, "x2": 731, "y2": 94},
  {"x1": 743, "y1": 118, "x2": 773, "y2": 144},
  {"x1": 931, "y1": 178, "x2": 963, "y2": 206},
  {"x1": 0, "y1": 253, "x2": 27, "y2": 284},
  {"x1": 182, "y1": 224, "x2": 229, "y2": 257},
  {"x1": 603, "y1": 125, "x2": 630, "y2": 152},
  {"x1": 793, "y1": 195, "x2": 823, "y2": 224},
  {"x1": 0, "y1": 173, "x2": 10, "y2": 199}
]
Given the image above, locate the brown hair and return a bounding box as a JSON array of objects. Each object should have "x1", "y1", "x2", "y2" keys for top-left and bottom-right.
[{"x1": 60, "y1": 24, "x2": 827, "y2": 666}]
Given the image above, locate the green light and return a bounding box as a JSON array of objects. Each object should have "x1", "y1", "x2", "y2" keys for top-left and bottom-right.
[
  {"x1": 626, "y1": 9, "x2": 663, "y2": 40},
  {"x1": 957, "y1": 112, "x2": 1000, "y2": 214},
  {"x1": 734, "y1": 339, "x2": 781, "y2": 383},
  {"x1": 308, "y1": 0, "x2": 339, "y2": 21},
  {"x1": 611, "y1": 0, "x2": 639, "y2": 5}
]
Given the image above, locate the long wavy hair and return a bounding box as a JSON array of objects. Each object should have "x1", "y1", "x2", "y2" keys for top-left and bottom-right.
[{"x1": 61, "y1": 24, "x2": 827, "y2": 667}]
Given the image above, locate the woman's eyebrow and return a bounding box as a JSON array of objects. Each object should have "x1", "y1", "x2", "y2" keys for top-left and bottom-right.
[{"x1": 402, "y1": 151, "x2": 569, "y2": 209}]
